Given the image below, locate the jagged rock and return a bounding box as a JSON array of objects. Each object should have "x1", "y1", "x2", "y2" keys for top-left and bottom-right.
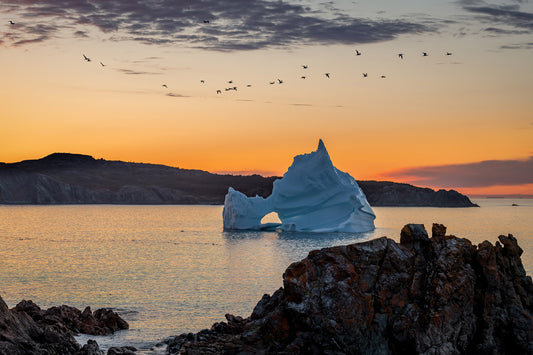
[
  {"x1": 13, "y1": 302, "x2": 129, "y2": 336},
  {"x1": 77, "y1": 339, "x2": 103, "y2": 355},
  {"x1": 1, "y1": 298, "x2": 129, "y2": 355},
  {"x1": 0, "y1": 296, "x2": 80, "y2": 355},
  {"x1": 107, "y1": 345, "x2": 137, "y2": 355},
  {"x1": 167, "y1": 224, "x2": 533, "y2": 354}
]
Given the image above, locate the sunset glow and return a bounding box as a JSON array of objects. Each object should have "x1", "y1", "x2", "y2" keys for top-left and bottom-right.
[{"x1": 1, "y1": 0, "x2": 532, "y2": 196}]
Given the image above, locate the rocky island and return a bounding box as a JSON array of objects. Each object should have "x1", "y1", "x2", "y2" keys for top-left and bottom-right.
[
  {"x1": 166, "y1": 224, "x2": 532, "y2": 354},
  {"x1": 0, "y1": 153, "x2": 477, "y2": 207}
]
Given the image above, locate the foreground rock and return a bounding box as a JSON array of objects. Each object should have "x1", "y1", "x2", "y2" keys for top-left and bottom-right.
[
  {"x1": 0, "y1": 298, "x2": 129, "y2": 354},
  {"x1": 167, "y1": 224, "x2": 532, "y2": 354}
]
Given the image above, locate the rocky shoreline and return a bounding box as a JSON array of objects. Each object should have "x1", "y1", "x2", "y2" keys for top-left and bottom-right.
[
  {"x1": 167, "y1": 224, "x2": 532, "y2": 354},
  {"x1": 2, "y1": 224, "x2": 531, "y2": 354},
  {"x1": 0, "y1": 299, "x2": 131, "y2": 354}
]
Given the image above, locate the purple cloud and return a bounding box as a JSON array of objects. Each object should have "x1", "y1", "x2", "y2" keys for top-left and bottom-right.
[
  {"x1": 385, "y1": 157, "x2": 533, "y2": 188},
  {"x1": 0, "y1": 0, "x2": 433, "y2": 50}
]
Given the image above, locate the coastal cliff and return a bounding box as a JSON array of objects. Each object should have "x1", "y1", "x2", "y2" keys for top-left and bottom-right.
[
  {"x1": 167, "y1": 224, "x2": 532, "y2": 354},
  {"x1": 0, "y1": 153, "x2": 477, "y2": 207}
]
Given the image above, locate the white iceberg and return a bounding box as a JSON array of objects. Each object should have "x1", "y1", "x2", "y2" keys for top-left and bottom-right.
[{"x1": 223, "y1": 139, "x2": 376, "y2": 232}]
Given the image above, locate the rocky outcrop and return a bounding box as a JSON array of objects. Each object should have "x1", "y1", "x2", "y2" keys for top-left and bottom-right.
[
  {"x1": 13, "y1": 301, "x2": 129, "y2": 336},
  {"x1": 167, "y1": 224, "x2": 532, "y2": 354},
  {"x1": 0, "y1": 297, "x2": 129, "y2": 355},
  {"x1": 0, "y1": 153, "x2": 476, "y2": 207}
]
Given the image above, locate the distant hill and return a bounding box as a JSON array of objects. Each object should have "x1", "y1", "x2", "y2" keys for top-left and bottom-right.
[{"x1": 0, "y1": 153, "x2": 478, "y2": 207}]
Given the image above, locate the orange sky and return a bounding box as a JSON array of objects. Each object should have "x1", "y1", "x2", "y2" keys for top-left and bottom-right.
[{"x1": 1, "y1": 0, "x2": 532, "y2": 196}]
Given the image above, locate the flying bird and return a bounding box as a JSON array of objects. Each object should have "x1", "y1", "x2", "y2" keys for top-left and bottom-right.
[
  {"x1": 302, "y1": 65, "x2": 308, "y2": 69},
  {"x1": 301, "y1": 76, "x2": 306, "y2": 79},
  {"x1": 83, "y1": 54, "x2": 91, "y2": 62},
  {"x1": 246, "y1": 84, "x2": 252, "y2": 87},
  {"x1": 381, "y1": 75, "x2": 386, "y2": 78},
  {"x1": 422, "y1": 52, "x2": 428, "y2": 56},
  {"x1": 325, "y1": 73, "x2": 330, "y2": 78},
  {"x1": 9, "y1": 20, "x2": 15, "y2": 25},
  {"x1": 362, "y1": 73, "x2": 368, "y2": 77},
  {"x1": 200, "y1": 80, "x2": 205, "y2": 83},
  {"x1": 162, "y1": 84, "x2": 168, "y2": 88},
  {"x1": 446, "y1": 52, "x2": 452, "y2": 56},
  {"x1": 355, "y1": 50, "x2": 361, "y2": 56},
  {"x1": 216, "y1": 90, "x2": 222, "y2": 94},
  {"x1": 100, "y1": 62, "x2": 105, "y2": 67},
  {"x1": 277, "y1": 79, "x2": 283, "y2": 84},
  {"x1": 398, "y1": 53, "x2": 404, "y2": 59},
  {"x1": 203, "y1": 20, "x2": 210, "y2": 23},
  {"x1": 269, "y1": 81, "x2": 275, "y2": 85},
  {"x1": 228, "y1": 80, "x2": 233, "y2": 84}
]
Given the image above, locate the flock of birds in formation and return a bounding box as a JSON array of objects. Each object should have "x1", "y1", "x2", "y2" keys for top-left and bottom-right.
[{"x1": 8, "y1": 19, "x2": 453, "y2": 96}]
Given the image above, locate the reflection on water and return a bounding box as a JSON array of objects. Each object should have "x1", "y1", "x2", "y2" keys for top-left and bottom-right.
[{"x1": 0, "y1": 199, "x2": 531, "y2": 352}]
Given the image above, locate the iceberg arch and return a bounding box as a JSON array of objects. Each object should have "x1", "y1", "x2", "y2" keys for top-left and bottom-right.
[{"x1": 223, "y1": 139, "x2": 376, "y2": 232}]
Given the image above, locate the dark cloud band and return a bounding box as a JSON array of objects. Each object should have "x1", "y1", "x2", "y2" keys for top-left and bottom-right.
[
  {"x1": 386, "y1": 157, "x2": 533, "y2": 188},
  {"x1": 1, "y1": 0, "x2": 432, "y2": 50}
]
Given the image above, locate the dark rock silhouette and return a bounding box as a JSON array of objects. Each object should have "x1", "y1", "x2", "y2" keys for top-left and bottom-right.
[
  {"x1": 0, "y1": 298, "x2": 128, "y2": 354},
  {"x1": 167, "y1": 224, "x2": 532, "y2": 354},
  {"x1": 0, "y1": 153, "x2": 477, "y2": 207}
]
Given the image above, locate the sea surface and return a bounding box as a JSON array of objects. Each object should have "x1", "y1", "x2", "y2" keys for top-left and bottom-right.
[{"x1": 0, "y1": 199, "x2": 532, "y2": 353}]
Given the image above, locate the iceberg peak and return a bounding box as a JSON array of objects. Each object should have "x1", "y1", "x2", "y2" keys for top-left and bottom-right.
[
  {"x1": 223, "y1": 140, "x2": 375, "y2": 232},
  {"x1": 317, "y1": 138, "x2": 326, "y2": 152}
]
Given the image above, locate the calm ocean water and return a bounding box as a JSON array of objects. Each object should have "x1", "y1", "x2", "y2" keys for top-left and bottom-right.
[{"x1": 0, "y1": 199, "x2": 531, "y2": 353}]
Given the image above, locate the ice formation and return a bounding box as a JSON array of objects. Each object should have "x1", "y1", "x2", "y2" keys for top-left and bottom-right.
[{"x1": 223, "y1": 140, "x2": 375, "y2": 232}]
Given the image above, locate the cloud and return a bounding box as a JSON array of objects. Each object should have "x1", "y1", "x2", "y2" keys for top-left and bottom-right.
[
  {"x1": 0, "y1": 0, "x2": 434, "y2": 50},
  {"x1": 166, "y1": 92, "x2": 189, "y2": 98},
  {"x1": 116, "y1": 68, "x2": 162, "y2": 75},
  {"x1": 384, "y1": 156, "x2": 533, "y2": 188},
  {"x1": 462, "y1": 3, "x2": 533, "y2": 31}
]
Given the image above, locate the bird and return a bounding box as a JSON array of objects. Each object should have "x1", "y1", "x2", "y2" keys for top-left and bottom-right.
[
  {"x1": 355, "y1": 49, "x2": 361, "y2": 56},
  {"x1": 216, "y1": 90, "x2": 222, "y2": 94},
  {"x1": 325, "y1": 73, "x2": 330, "y2": 78},
  {"x1": 269, "y1": 81, "x2": 275, "y2": 85},
  {"x1": 162, "y1": 84, "x2": 168, "y2": 88},
  {"x1": 233, "y1": 86, "x2": 237, "y2": 91},
  {"x1": 446, "y1": 52, "x2": 452, "y2": 56},
  {"x1": 228, "y1": 80, "x2": 233, "y2": 84},
  {"x1": 301, "y1": 76, "x2": 306, "y2": 79},
  {"x1": 100, "y1": 62, "x2": 105, "y2": 67},
  {"x1": 302, "y1": 65, "x2": 308, "y2": 69},
  {"x1": 9, "y1": 20, "x2": 15, "y2": 25},
  {"x1": 277, "y1": 79, "x2": 283, "y2": 84},
  {"x1": 381, "y1": 75, "x2": 386, "y2": 78},
  {"x1": 398, "y1": 53, "x2": 404, "y2": 59},
  {"x1": 200, "y1": 80, "x2": 205, "y2": 83},
  {"x1": 246, "y1": 84, "x2": 252, "y2": 87},
  {"x1": 203, "y1": 20, "x2": 210, "y2": 23},
  {"x1": 362, "y1": 73, "x2": 368, "y2": 77},
  {"x1": 422, "y1": 52, "x2": 428, "y2": 56},
  {"x1": 83, "y1": 54, "x2": 91, "y2": 62}
]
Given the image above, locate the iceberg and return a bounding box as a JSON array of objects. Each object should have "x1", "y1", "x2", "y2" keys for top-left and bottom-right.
[{"x1": 223, "y1": 139, "x2": 376, "y2": 232}]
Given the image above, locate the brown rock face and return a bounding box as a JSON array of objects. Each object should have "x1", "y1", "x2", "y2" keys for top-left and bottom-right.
[{"x1": 167, "y1": 223, "x2": 533, "y2": 354}]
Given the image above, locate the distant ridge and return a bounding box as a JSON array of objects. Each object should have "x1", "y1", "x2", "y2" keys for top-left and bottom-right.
[{"x1": 0, "y1": 153, "x2": 478, "y2": 207}]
